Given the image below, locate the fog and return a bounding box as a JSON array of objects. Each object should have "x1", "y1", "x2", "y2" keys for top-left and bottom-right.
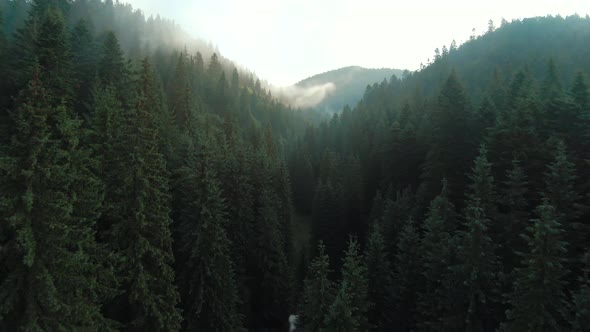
[{"x1": 275, "y1": 83, "x2": 336, "y2": 109}]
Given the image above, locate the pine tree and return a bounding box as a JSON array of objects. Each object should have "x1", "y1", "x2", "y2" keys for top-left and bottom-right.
[
  {"x1": 327, "y1": 238, "x2": 370, "y2": 331},
  {"x1": 170, "y1": 51, "x2": 192, "y2": 130},
  {"x1": 34, "y1": 7, "x2": 73, "y2": 104},
  {"x1": 312, "y1": 180, "x2": 346, "y2": 267},
  {"x1": 365, "y1": 223, "x2": 395, "y2": 330},
  {"x1": 301, "y1": 243, "x2": 336, "y2": 332},
  {"x1": 422, "y1": 70, "x2": 474, "y2": 202},
  {"x1": 543, "y1": 139, "x2": 586, "y2": 262},
  {"x1": 249, "y1": 187, "x2": 291, "y2": 328},
  {"x1": 456, "y1": 148, "x2": 501, "y2": 331},
  {"x1": 393, "y1": 219, "x2": 421, "y2": 331},
  {"x1": 97, "y1": 31, "x2": 130, "y2": 103},
  {"x1": 572, "y1": 253, "x2": 590, "y2": 331},
  {"x1": 324, "y1": 289, "x2": 359, "y2": 332},
  {"x1": 99, "y1": 59, "x2": 182, "y2": 331},
  {"x1": 176, "y1": 134, "x2": 242, "y2": 331},
  {"x1": 466, "y1": 145, "x2": 497, "y2": 220},
  {"x1": 505, "y1": 200, "x2": 570, "y2": 331},
  {"x1": 0, "y1": 70, "x2": 115, "y2": 331},
  {"x1": 571, "y1": 72, "x2": 590, "y2": 155},
  {"x1": 498, "y1": 159, "x2": 529, "y2": 274},
  {"x1": 418, "y1": 179, "x2": 459, "y2": 331},
  {"x1": 70, "y1": 19, "x2": 97, "y2": 117}
]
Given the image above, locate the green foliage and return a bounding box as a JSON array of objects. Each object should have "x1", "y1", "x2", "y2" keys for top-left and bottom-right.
[
  {"x1": 505, "y1": 200, "x2": 571, "y2": 331},
  {"x1": 97, "y1": 59, "x2": 182, "y2": 330},
  {"x1": 301, "y1": 243, "x2": 335, "y2": 332},
  {"x1": 365, "y1": 223, "x2": 394, "y2": 330},
  {"x1": 326, "y1": 238, "x2": 370, "y2": 332},
  {"x1": 422, "y1": 71, "x2": 474, "y2": 201},
  {"x1": 176, "y1": 134, "x2": 242, "y2": 331},
  {"x1": 0, "y1": 71, "x2": 115, "y2": 331},
  {"x1": 418, "y1": 180, "x2": 459, "y2": 330},
  {"x1": 392, "y1": 219, "x2": 421, "y2": 331}
]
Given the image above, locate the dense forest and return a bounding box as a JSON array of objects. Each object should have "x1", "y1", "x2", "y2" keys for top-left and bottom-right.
[{"x1": 1, "y1": 0, "x2": 590, "y2": 331}]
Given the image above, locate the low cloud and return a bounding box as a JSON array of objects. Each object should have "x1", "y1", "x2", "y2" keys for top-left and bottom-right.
[{"x1": 274, "y1": 82, "x2": 336, "y2": 109}]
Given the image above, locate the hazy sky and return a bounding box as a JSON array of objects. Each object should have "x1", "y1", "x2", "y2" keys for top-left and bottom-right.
[{"x1": 124, "y1": 0, "x2": 590, "y2": 86}]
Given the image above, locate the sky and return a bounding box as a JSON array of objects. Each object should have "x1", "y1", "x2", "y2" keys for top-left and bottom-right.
[{"x1": 124, "y1": 0, "x2": 590, "y2": 87}]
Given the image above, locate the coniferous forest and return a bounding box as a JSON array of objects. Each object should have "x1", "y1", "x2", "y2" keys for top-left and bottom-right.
[{"x1": 1, "y1": 1, "x2": 590, "y2": 331}]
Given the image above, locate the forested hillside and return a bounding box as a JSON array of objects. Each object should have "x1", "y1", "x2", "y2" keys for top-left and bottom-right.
[
  {"x1": 290, "y1": 14, "x2": 590, "y2": 332},
  {"x1": 290, "y1": 66, "x2": 405, "y2": 114},
  {"x1": 0, "y1": 0, "x2": 311, "y2": 330},
  {"x1": 2, "y1": 0, "x2": 590, "y2": 331}
]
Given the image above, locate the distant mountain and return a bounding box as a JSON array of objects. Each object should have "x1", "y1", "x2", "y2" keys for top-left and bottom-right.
[{"x1": 288, "y1": 66, "x2": 405, "y2": 113}]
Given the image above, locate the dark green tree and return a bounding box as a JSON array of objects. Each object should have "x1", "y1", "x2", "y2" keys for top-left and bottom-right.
[
  {"x1": 99, "y1": 59, "x2": 182, "y2": 331},
  {"x1": 0, "y1": 71, "x2": 115, "y2": 331},
  {"x1": 70, "y1": 19, "x2": 97, "y2": 117},
  {"x1": 422, "y1": 70, "x2": 474, "y2": 203},
  {"x1": 365, "y1": 223, "x2": 395, "y2": 331},
  {"x1": 498, "y1": 159, "x2": 529, "y2": 274},
  {"x1": 456, "y1": 148, "x2": 501, "y2": 331},
  {"x1": 505, "y1": 200, "x2": 571, "y2": 331},
  {"x1": 326, "y1": 238, "x2": 369, "y2": 331},
  {"x1": 418, "y1": 179, "x2": 460, "y2": 331},
  {"x1": 392, "y1": 219, "x2": 421, "y2": 331},
  {"x1": 543, "y1": 139, "x2": 586, "y2": 262},
  {"x1": 301, "y1": 243, "x2": 336, "y2": 332},
  {"x1": 572, "y1": 253, "x2": 590, "y2": 331},
  {"x1": 176, "y1": 135, "x2": 242, "y2": 331}
]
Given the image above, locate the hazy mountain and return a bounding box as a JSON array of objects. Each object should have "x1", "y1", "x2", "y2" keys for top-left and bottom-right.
[{"x1": 281, "y1": 66, "x2": 405, "y2": 113}]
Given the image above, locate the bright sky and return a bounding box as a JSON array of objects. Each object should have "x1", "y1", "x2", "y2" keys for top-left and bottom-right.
[{"x1": 124, "y1": 0, "x2": 590, "y2": 86}]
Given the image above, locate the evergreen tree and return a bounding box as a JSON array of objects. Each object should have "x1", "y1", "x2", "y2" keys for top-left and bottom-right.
[
  {"x1": 0, "y1": 71, "x2": 114, "y2": 331},
  {"x1": 97, "y1": 31, "x2": 130, "y2": 102},
  {"x1": 572, "y1": 253, "x2": 590, "y2": 331},
  {"x1": 422, "y1": 70, "x2": 474, "y2": 202},
  {"x1": 392, "y1": 219, "x2": 421, "y2": 331},
  {"x1": 543, "y1": 139, "x2": 586, "y2": 262},
  {"x1": 456, "y1": 148, "x2": 501, "y2": 331},
  {"x1": 571, "y1": 72, "x2": 590, "y2": 155},
  {"x1": 176, "y1": 134, "x2": 242, "y2": 331},
  {"x1": 170, "y1": 51, "x2": 192, "y2": 130},
  {"x1": 418, "y1": 179, "x2": 460, "y2": 331},
  {"x1": 100, "y1": 59, "x2": 182, "y2": 331},
  {"x1": 498, "y1": 159, "x2": 529, "y2": 274},
  {"x1": 505, "y1": 200, "x2": 571, "y2": 331},
  {"x1": 327, "y1": 238, "x2": 369, "y2": 331},
  {"x1": 301, "y1": 243, "x2": 335, "y2": 332},
  {"x1": 70, "y1": 19, "x2": 97, "y2": 118},
  {"x1": 365, "y1": 223, "x2": 395, "y2": 331},
  {"x1": 312, "y1": 180, "x2": 346, "y2": 268},
  {"x1": 34, "y1": 7, "x2": 73, "y2": 104}
]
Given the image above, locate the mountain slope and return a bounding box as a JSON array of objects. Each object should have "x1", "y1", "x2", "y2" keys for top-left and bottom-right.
[{"x1": 286, "y1": 66, "x2": 405, "y2": 113}]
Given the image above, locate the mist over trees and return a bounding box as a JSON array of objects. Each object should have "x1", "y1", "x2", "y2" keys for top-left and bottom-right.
[{"x1": 1, "y1": 1, "x2": 590, "y2": 331}]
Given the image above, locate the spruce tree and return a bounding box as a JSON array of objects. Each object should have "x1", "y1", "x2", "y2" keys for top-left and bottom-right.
[
  {"x1": 572, "y1": 253, "x2": 590, "y2": 331},
  {"x1": 365, "y1": 223, "x2": 395, "y2": 331},
  {"x1": 457, "y1": 148, "x2": 501, "y2": 331},
  {"x1": 301, "y1": 243, "x2": 335, "y2": 332},
  {"x1": 422, "y1": 70, "x2": 473, "y2": 202},
  {"x1": 0, "y1": 70, "x2": 114, "y2": 331},
  {"x1": 543, "y1": 139, "x2": 586, "y2": 262},
  {"x1": 176, "y1": 134, "x2": 242, "y2": 331},
  {"x1": 97, "y1": 31, "x2": 131, "y2": 104},
  {"x1": 505, "y1": 200, "x2": 570, "y2": 331},
  {"x1": 70, "y1": 19, "x2": 97, "y2": 118},
  {"x1": 327, "y1": 238, "x2": 369, "y2": 331},
  {"x1": 170, "y1": 51, "x2": 192, "y2": 130},
  {"x1": 498, "y1": 159, "x2": 529, "y2": 274},
  {"x1": 99, "y1": 59, "x2": 182, "y2": 331},
  {"x1": 418, "y1": 179, "x2": 459, "y2": 331},
  {"x1": 393, "y1": 219, "x2": 421, "y2": 331}
]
